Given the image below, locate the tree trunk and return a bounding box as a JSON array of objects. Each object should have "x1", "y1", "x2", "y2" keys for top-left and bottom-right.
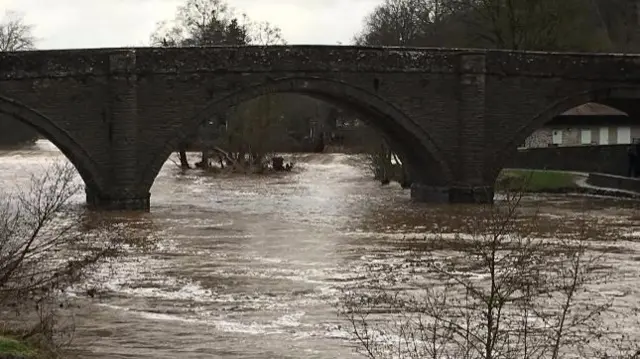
[
  {"x1": 399, "y1": 165, "x2": 412, "y2": 189},
  {"x1": 238, "y1": 152, "x2": 246, "y2": 168},
  {"x1": 380, "y1": 143, "x2": 392, "y2": 185},
  {"x1": 178, "y1": 143, "x2": 190, "y2": 169},
  {"x1": 201, "y1": 150, "x2": 210, "y2": 169}
]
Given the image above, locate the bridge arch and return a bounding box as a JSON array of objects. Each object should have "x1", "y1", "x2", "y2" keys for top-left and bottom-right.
[
  {"x1": 142, "y1": 76, "x2": 453, "y2": 191},
  {"x1": 0, "y1": 95, "x2": 105, "y2": 195},
  {"x1": 494, "y1": 86, "x2": 639, "y2": 177}
]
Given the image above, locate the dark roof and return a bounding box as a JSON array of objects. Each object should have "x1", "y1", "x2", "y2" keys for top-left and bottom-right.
[
  {"x1": 561, "y1": 103, "x2": 626, "y2": 116},
  {"x1": 548, "y1": 114, "x2": 635, "y2": 126}
]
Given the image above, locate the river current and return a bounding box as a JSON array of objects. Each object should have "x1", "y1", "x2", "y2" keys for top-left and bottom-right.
[{"x1": 1, "y1": 140, "x2": 639, "y2": 359}]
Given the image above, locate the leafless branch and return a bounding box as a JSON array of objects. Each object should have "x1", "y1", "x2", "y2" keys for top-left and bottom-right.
[{"x1": 0, "y1": 10, "x2": 36, "y2": 52}]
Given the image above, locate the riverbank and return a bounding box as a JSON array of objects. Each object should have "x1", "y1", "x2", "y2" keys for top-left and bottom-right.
[
  {"x1": 497, "y1": 169, "x2": 579, "y2": 192},
  {"x1": 498, "y1": 169, "x2": 640, "y2": 198},
  {"x1": 0, "y1": 326, "x2": 64, "y2": 359},
  {"x1": 0, "y1": 335, "x2": 37, "y2": 359}
]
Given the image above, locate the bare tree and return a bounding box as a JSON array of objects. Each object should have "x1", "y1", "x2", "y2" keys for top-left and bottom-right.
[
  {"x1": 211, "y1": 94, "x2": 297, "y2": 172},
  {"x1": 357, "y1": 0, "x2": 615, "y2": 52},
  {"x1": 355, "y1": 0, "x2": 433, "y2": 46},
  {"x1": 339, "y1": 190, "x2": 639, "y2": 358},
  {"x1": 442, "y1": 0, "x2": 609, "y2": 51},
  {"x1": 249, "y1": 21, "x2": 286, "y2": 45},
  {"x1": 354, "y1": 0, "x2": 464, "y2": 47},
  {"x1": 150, "y1": 0, "x2": 285, "y2": 47},
  {"x1": 0, "y1": 11, "x2": 39, "y2": 147},
  {"x1": 151, "y1": 0, "x2": 291, "y2": 172},
  {"x1": 150, "y1": 0, "x2": 244, "y2": 46},
  {"x1": 0, "y1": 162, "x2": 122, "y2": 349},
  {"x1": 0, "y1": 11, "x2": 35, "y2": 52}
]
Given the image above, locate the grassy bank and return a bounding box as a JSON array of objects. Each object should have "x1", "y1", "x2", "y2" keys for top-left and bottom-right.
[
  {"x1": 0, "y1": 335, "x2": 38, "y2": 358},
  {"x1": 496, "y1": 169, "x2": 580, "y2": 193}
]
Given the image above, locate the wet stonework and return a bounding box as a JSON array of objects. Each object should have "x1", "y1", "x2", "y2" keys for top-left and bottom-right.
[{"x1": 3, "y1": 46, "x2": 640, "y2": 209}]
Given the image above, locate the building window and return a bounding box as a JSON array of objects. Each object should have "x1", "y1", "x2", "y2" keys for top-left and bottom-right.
[
  {"x1": 599, "y1": 127, "x2": 609, "y2": 145},
  {"x1": 552, "y1": 130, "x2": 563, "y2": 145},
  {"x1": 580, "y1": 129, "x2": 592, "y2": 145},
  {"x1": 617, "y1": 127, "x2": 631, "y2": 144}
]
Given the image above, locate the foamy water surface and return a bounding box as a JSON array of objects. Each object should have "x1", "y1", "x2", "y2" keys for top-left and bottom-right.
[{"x1": 0, "y1": 140, "x2": 639, "y2": 358}]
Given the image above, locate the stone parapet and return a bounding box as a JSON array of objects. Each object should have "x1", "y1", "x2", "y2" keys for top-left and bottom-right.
[{"x1": 4, "y1": 46, "x2": 640, "y2": 80}]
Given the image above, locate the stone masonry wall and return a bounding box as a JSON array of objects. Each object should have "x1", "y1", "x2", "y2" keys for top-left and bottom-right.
[
  {"x1": 508, "y1": 144, "x2": 632, "y2": 176},
  {"x1": 523, "y1": 128, "x2": 553, "y2": 148},
  {"x1": 2, "y1": 46, "x2": 640, "y2": 208}
]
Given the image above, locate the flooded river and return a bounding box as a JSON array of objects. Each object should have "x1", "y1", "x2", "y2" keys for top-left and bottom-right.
[{"x1": 1, "y1": 140, "x2": 639, "y2": 359}]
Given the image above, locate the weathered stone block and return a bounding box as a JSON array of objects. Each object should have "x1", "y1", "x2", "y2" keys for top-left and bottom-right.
[{"x1": 86, "y1": 189, "x2": 150, "y2": 211}]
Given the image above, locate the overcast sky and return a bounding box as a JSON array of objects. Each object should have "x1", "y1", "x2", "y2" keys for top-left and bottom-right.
[{"x1": 1, "y1": 0, "x2": 380, "y2": 49}]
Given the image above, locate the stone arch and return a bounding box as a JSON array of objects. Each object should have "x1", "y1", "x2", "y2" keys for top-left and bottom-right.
[
  {"x1": 493, "y1": 86, "x2": 638, "y2": 178},
  {"x1": 0, "y1": 95, "x2": 105, "y2": 193},
  {"x1": 141, "y1": 76, "x2": 453, "y2": 190}
]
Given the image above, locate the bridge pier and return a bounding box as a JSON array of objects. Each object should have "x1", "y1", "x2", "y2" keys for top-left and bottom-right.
[
  {"x1": 87, "y1": 50, "x2": 149, "y2": 211},
  {"x1": 85, "y1": 188, "x2": 150, "y2": 211},
  {"x1": 407, "y1": 53, "x2": 496, "y2": 206},
  {"x1": 410, "y1": 183, "x2": 494, "y2": 204},
  {"x1": 449, "y1": 186, "x2": 494, "y2": 204}
]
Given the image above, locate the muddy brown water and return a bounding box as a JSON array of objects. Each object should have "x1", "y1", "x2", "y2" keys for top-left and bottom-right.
[{"x1": 0, "y1": 140, "x2": 639, "y2": 359}]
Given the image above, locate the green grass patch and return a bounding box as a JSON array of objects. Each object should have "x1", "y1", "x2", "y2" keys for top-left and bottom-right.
[
  {"x1": 497, "y1": 169, "x2": 579, "y2": 193},
  {"x1": 0, "y1": 335, "x2": 38, "y2": 358}
]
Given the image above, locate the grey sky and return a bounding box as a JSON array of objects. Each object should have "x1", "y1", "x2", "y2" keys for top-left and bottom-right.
[{"x1": 1, "y1": 0, "x2": 380, "y2": 49}]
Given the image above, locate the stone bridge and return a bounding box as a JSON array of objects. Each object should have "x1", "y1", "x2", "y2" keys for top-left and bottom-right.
[{"x1": 1, "y1": 45, "x2": 640, "y2": 211}]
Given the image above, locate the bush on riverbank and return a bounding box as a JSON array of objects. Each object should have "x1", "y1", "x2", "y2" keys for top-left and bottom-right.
[
  {"x1": 0, "y1": 328, "x2": 55, "y2": 359},
  {"x1": 338, "y1": 191, "x2": 640, "y2": 358},
  {"x1": 0, "y1": 162, "x2": 123, "y2": 357},
  {"x1": 496, "y1": 169, "x2": 579, "y2": 193},
  {"x1": 0, "y1": 335, "x2": 37, "y2": 358}
]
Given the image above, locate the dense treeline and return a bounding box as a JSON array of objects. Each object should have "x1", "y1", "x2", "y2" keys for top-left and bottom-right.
[{"x1": 355, "y1": 0, "x2": 639, "y2": 52}]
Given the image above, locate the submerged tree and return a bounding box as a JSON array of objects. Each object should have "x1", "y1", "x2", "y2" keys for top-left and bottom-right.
[{"x1": 151, "y1": 0, "x2": 291, "y2": 171}]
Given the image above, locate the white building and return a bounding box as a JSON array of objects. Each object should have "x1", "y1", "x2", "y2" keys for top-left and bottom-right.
[{"x1": 522, "y1": 103, "x2": 640, "y2": 148}]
